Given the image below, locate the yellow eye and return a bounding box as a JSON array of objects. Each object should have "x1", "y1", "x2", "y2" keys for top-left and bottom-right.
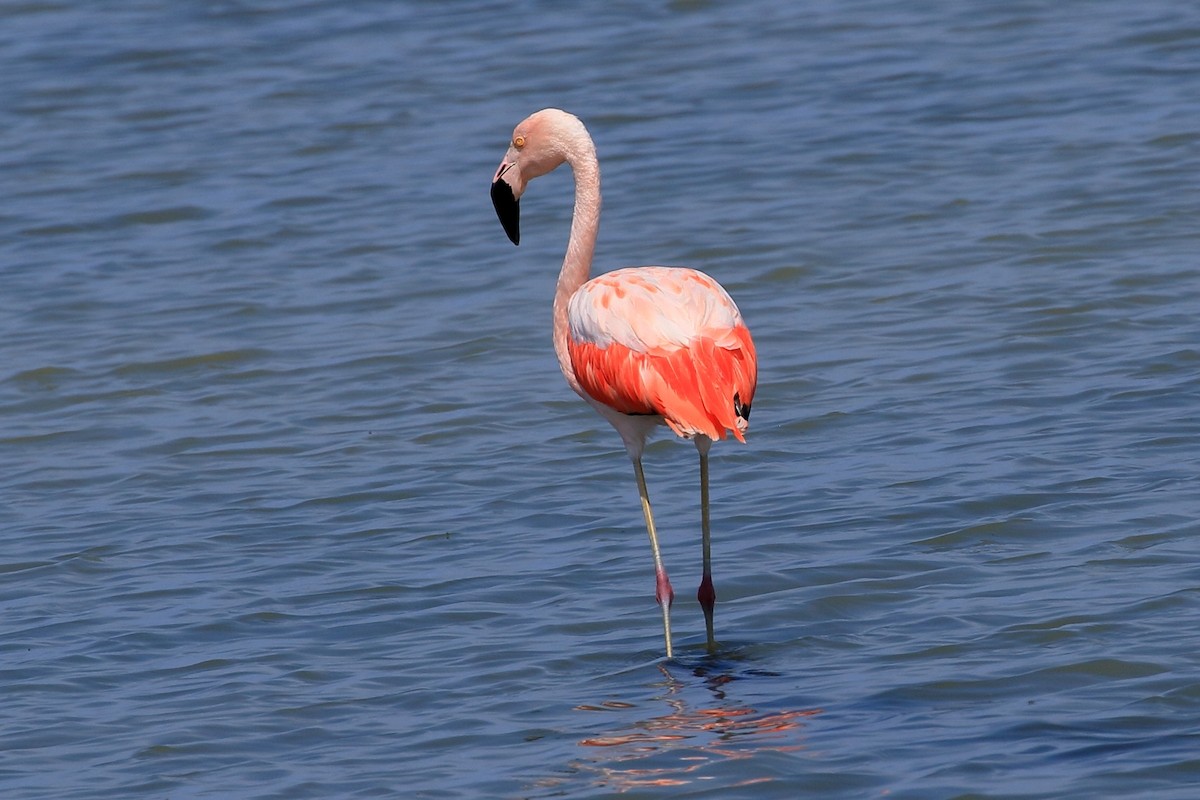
[{"x1": 513, "y1": 134, "x2": 526, "y2": 148}]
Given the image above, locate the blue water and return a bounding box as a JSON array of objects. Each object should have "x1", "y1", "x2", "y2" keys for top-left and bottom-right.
[{"x1": 2, "y1": 2, "x2": 1199, "y2": 798}]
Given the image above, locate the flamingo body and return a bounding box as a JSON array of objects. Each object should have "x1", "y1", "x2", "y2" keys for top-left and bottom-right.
[
  {"x1": 490, "y1": 108, "x2": 758, "y2": 658},
  {"x1": 567, "y1": 266, "x2": 756, "y2": 442}
]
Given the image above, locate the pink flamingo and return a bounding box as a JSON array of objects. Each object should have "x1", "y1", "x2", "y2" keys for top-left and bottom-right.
[{"x1": 491, "y1": 109, "x2": 757, "y2": 658}]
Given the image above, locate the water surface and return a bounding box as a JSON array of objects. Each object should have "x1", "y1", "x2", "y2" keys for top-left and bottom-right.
[{"x1": 2, "y1": 2, "x2": 1199, "y2": 798}]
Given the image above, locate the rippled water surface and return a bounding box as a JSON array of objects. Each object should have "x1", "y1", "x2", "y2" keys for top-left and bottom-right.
[{"x1": 2, "y1": 2, "x2": 1199, "y2": 798}]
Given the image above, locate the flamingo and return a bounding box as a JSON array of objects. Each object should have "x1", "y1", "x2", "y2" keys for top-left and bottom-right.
[{"x1": 490, "y1": 108, "x2": 757, "y2": 659}]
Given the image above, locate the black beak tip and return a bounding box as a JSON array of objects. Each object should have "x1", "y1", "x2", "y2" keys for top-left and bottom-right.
[{"x1": 491, "y1": 179, "x2": 520, "y2": 245}]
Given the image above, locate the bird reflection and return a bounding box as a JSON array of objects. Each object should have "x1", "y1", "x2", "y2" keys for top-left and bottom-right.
[{"x1": 556, "y1": 658, "x2": 820, "y2": 793}]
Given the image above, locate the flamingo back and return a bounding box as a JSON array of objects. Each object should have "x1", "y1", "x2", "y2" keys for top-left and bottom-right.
[{"x1": 566, "y1": 267, "x2": 757, "y2": 441}]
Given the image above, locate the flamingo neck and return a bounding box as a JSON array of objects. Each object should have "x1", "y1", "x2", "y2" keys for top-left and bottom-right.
[{"x1": 552, "y1": 144, "x2": 600, "y2": 395}]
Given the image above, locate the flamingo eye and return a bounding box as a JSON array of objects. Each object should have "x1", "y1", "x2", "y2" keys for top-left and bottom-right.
[{"x1": 513, "y1": 134, "x2": 526, "y2": 148}]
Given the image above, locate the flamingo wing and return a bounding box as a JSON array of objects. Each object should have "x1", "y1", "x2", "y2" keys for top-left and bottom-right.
[{"x1": 566, "y1": 267, "x2": 757, "y2": 441}]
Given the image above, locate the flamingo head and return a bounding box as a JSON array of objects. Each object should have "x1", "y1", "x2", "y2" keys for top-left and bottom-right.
[{"x1": 491, "y1": 109, "x2": 585, "y2": 245}]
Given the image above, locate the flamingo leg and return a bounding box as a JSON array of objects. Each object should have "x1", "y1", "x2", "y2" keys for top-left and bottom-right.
[
  {"x1": 633, "y1": 457, "x2": 674, "y2": 659},
  {"x1": 696, "y1": 437, "x2": 716, "y2": 652}
]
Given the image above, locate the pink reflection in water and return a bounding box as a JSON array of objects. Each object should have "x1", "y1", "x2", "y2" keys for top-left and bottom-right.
[{"x1": 559, "y1": 663, "x2": 821, "y2": 793}]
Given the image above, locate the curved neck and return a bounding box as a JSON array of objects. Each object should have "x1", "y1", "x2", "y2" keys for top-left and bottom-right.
[{"x1": 552, "y1": 148, "x2": 600, "y2": 394}]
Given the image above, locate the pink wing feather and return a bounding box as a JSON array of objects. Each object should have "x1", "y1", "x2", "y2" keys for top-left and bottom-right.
[{"x1": 566, "y1": 267, "x2": 757, "y2": 441}]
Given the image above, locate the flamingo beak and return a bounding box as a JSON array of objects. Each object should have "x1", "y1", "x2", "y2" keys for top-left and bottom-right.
[{"x1": 491, "y1": 160, "x2": 522, "y2": 245}]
